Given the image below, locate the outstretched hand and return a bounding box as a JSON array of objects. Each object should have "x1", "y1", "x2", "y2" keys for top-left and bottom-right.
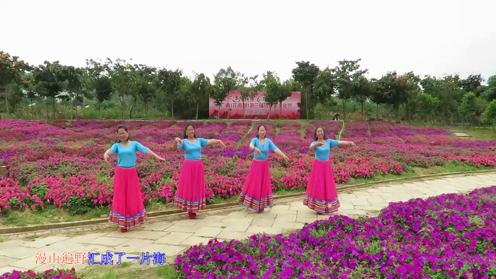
[{"x1": 218, "y1": 140, "x2": 226, "y2": 148}]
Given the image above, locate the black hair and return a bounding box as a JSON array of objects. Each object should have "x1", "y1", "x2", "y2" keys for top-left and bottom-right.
[
  {"x1": 183, "y1": 124, "x2": 197, "y2": 139},
  {"x1": 116, "y1": 125, "x2": 130, "y2": 143},
  {"x1": 313, "y1": 127, "x2": 327, "y2": 141},
  {"x1": 255, "y1": 125, "x2": 266, "y2": 139}
]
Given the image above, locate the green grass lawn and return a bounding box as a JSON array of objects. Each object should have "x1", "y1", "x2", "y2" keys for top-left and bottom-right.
[
  {"x1": 411, "y1": 122, "x2": 496, "y2": 140},
  {"x1": 457, "y1": 127, "x2": 496, "y2": 140}
]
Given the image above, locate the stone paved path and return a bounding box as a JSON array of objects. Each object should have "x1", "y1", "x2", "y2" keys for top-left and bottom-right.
[{"x1": 0, "y1": 172, "x2": 494, "y2": 274}]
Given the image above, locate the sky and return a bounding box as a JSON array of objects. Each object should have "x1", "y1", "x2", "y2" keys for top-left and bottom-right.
[{"x1": 2, "y1": 0, "x2": 496, "y2": 82}]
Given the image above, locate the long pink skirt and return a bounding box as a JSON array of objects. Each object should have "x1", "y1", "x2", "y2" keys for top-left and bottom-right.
[
  {"x1": 109, "y1": 167, "x2": 146, "y2": 229},
  {"x1": 303, "y1": 160, "x2": 340, "y2": 213},
  {"x1": 174, "y1": 160, "x2": 206, "y2": 213},
  {"x1": 239, "y1": 160, "x2": 273, "y2": 211}
]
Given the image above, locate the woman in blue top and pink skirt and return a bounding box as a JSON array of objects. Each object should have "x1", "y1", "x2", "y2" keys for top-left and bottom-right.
[
  {"x1": 304, "y1": 126, "x2": 355, "y2": 214},
  {"x1": 174, "y1": 124, "x2": 226, "y2": 219},
  {"x1": 104, "y1": 126, "x2": 165, "y2": 232},
  {"x1": 239, "y1": 125, "x2": 289, "y2": 213}
]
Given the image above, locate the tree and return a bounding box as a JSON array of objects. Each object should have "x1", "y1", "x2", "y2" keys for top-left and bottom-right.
[
  {"x1": 421, "y1": 75, "x2": 464, "y2": 123},
  {"x1": 333, "y1": 59, "x2": 367, "y2": 119},
  {"x1": 313, "y1": 67, "x2": 335, "y2": 105},
  {"x1": 85, "y1": 59, "x2": 108, "y2": 103},
  {"x1": 238, "y1": 75, "x2": 260, "y2": 118},
  {"x1": 32, "y1": 61, "x2": 68, "y2": 119},
  {"x1": 458, "y1": 92, "x2": 485, "y2": 125},
  {"x1": 352, "y1": 76, "x2": 374, "y2": 119},
  {"x1": 212, "y1": 67, "x2": 238, "y2": 118},
  {"x1": 260, "y1": 71, "x2": 281, "y2": 119},
  {"x1": 108, "y1": 59, "x2": 138, "y2": 118},
  {"x1": 292, "y1": 61, "x2": 319, "y2": 119},
  {"x1": 156, "y1": 68, "x2": 182, "y2": 118},
  {"x1": 483, "y1": 75, "x2": 496, "y2": 102},
  {"x1": 460, "y1": 74, "x2": 484, "y2": 96},
  {"x1": 61, "y1": 66, "x2": 84, "y2": 119},
  {"x1": 190, "y1": 73, "x2": 212, "y2": 120},
  {"x1": 174, "y1": 76, "x2": 193, "y2": 119},
  {"x1": 133, "y1": 65, "x2": 156, "y2": 116},
  {"x1": 369, "y1": 78, "x2": 387, "y2": 119},
  {"x1": 5, "y1": 82, "x2": 24, "y2": 113},
  {"x1": 400, "y1": 72, "x2": 420, "y2": 120},
  {"x1": 414, "y1": 92, "x2": 439, "y2": 122},
  {"x1": 0, "y1": 51, "x2": 29, "y2": 113},
  {"x1": 377, "y1": 71, "x2": 419, "y2": 119},
  {"x1": 481, "y1": 100, "x2": 496, "y2": 126},
  {"x1": 279, "y1": 79, "x2": 298, "y2": 114},
  {"x1": 94, "y1": 76, "x2": 112, "y2": 107}
]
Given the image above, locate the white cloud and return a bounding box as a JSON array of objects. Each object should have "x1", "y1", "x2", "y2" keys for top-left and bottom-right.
[{"x1": 2, "y1": 0, "x2": 495, "y2": 81}]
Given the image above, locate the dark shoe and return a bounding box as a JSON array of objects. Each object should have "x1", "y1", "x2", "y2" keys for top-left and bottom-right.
[
  {"x1": 120, "y1": 227, "x2": 128, "y2": 233},
  {"x1": 188, "y1": 212, "x2": 197, "y2": 219},
  {"x1": 257, "y1": 208, "x2": 264, "y2": 213}
]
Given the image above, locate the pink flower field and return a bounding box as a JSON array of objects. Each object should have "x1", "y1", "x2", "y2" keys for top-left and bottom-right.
[{"x1": 0, "y1": 119, "x2": 495, "y2": 215}]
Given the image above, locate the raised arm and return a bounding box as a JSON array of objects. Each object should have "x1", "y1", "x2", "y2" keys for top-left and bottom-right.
[
  {"x1": 274, "y1": 148, "x2": 289, "y2": 161},
  {"x1": 338, "y1": 140, "x2": 356, "y2": 148},
  {"x1": 135, "y1": 141, "x2": 165, "y2": 161},
  {"x1": 207, "y1": 139, "x2": 226, "y2": 148},
  {"x1": 146, "y1": 149, "x2": 166, "y2": 161}
]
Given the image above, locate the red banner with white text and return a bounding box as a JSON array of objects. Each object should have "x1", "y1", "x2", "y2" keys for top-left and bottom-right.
[{"x1": 209, "y1": 91, "x2": 301, "y2": 119}]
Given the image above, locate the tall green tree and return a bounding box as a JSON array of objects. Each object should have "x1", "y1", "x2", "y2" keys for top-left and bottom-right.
[
  {"x1": 481, "y1": 100, "x2": 496, "y2": 126},
  {"x1": 458, "y1": 92, "x2": 486, "y2": 125},
  {"x1": 0, "y1": 51, "x2": 29, "y2": 113},
  {"x1": 94, "y1": 76, "x2": 112, "y2": 108},
  {"x1": 61, "y1": 66, "x2": 85, "y2": 119},
  {"x1": 108, "y1": 59, "x2": 139, "y2": 118},
  {"x1": 156, "y1": 68, "x2": 182, "y2": 118},
  {"x1": 460, "y1": 74, "x2": 484, "y2": 96},
  {"x1": 313, "y1": 67, "x2": 336, "y2": 105},
  {"x1": 369, "y1": 78, "x2": 386, "y2": 119},
  {"x1": 260, "y1": 71, "x2": 282, "y2": 119},
  {"x1": 483, "y1": 75, "x2": 496, "y2": 102},
  {"x1": 32, "y1": 61, "x2": 69, "y2": 119},
  {"x1": 191, "y1": 73, "x2": 212, "y2": 120},
  {"x1": 351, "y1": 76, "x2": 375, "y2": 119},
  {"x1": 414, "y1": 92, "x2": 439, "y2": 122},
  {"x1": 421, "y1": 75, "x2": 463, "y2": 123},
  {"x1": 333, "y1": 59, "x2": 367, "y2": 119},
  {"x1": 212, "y1": 67, "x2": 238, "y2": 118},
  {"x1": 134, "y1": 65, "x2": 156, "y2": 116},
  {"x1": 175, "y1": 76, "x2": 194, "y2": 119},
  {"x1": 238, "y1": 74, "x2": 260, "y2": 118},
  {"x1": 377, "y1": 71, "x2": 419, "y2": 119},
  {"x1": 292, "y1": 61, "x2": 319, "y2": 119},
  {"x1": 5, "y1": 83, "x2": 24, "y2": 113},
  {"x1": 278, "y1": 79, "x2": 299, "y2": 114}
]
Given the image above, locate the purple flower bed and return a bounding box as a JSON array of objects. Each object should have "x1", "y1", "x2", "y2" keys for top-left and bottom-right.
[
  {"x1": 175, "y1": 186, "x2": 496, "y2": 278},
  {"x1": 0, "y1": 268, "x2": 78, "y2": 279}
]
